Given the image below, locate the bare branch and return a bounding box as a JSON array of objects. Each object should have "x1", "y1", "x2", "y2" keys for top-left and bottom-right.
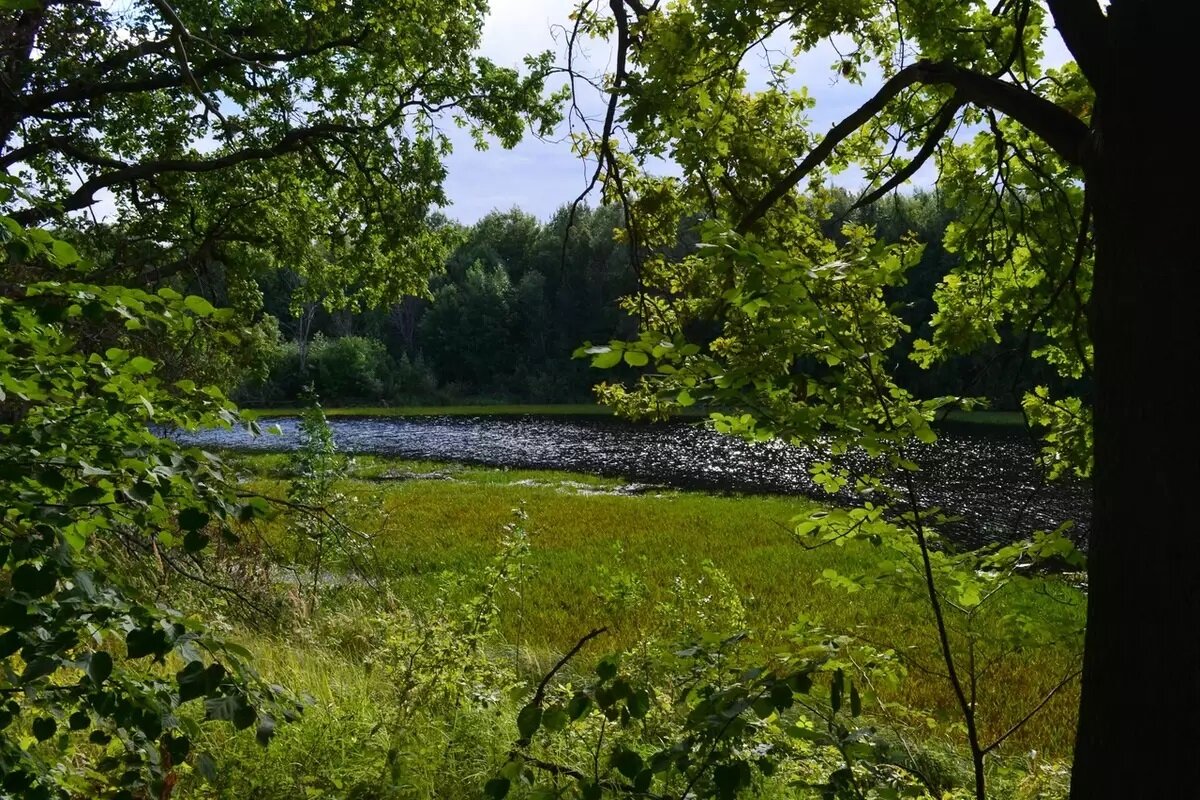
[
  {"x1": 845, "y1": 94, "x2": 964, "y2": 216},
  {"x1": 981, "y1": 667, "x2": 1083, "y2": 754}
]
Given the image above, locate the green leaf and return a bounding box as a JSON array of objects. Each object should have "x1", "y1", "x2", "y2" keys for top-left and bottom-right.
[
  {"x1": 31, "y1": 717, "x2": 56, "y2": 742},
  {"x1": 184, "y1": 529, "x2": 210, "y2": 553},
  {"x1": 87, "y1": 651, "x2": 113, "y2": 684},
  {"x1": 177, "y1": 661, "x2": 208, "y2": 703},
  {"x1": 516, "y1": 704, "x2": 542, "y2": 739},
  {"x1": 127, "y1": 356, "x2": 155, "y2": 375},
  {"x1": 484, "y1": 778, "x2": 510, "y2": 799},
  {"x1": 770, "y1": 681, "x2": 793, "y2": 710},
  {"x1": 184, "y1": 295, "x2": 216, "y2": 316},
  {"x1": 164, "y1": 733, "x2": 191, "y2": 762},
  {"x1": 233, "y1": 703, "x2": 257, "y2": 730},
  {"x1": 196, "y1": 752, "x2": 218, "y2": 781},
  {"x1": 542, "y1": 707, "x2": 569, "y2": 732},
  {"x1": 51, "y1": 240, "x2": 80, "y2": 265},
  {"x1": 627, "y1": 689, "x2": 650, "y2": 719},
  {"x1": 592, "y1": 349, "x2": 622, "y2": 369},
  {"x1": 69, "y1": 485, "x2": 107, "y2": 506},
  {"x1": 633, "y1": 769, "x2": 654, "y2": 793},
  {"x1": 713, "y1": 761, "x2": 750, "y2": 797},
  {"x1": 11, "y1": 564, "x2": 57, "y2": 597},
  {"x1": 255, "y1": 715, "x2": 276, "y2": 746},
  {"x1": 752, "y1": 696, "x2": 776, "y2": 719},
  {"x1": 596, "y1": 655, "x2": 619, "y2": 682},
  {"x1": 126, "y1": 627, "x2": 163, "y2": 659},
  {"x1": 611, "y1": 748, "x2": 644, "y2": 779},
  {"x1": 179, "y1": 508, "x2": 210, "y2": 531},
  {"x1": 21, "y1": 657, "x2": 59, "y2": 683},
  {"x1": 623, "y1": 350, "x2": 649, "y2": 367},
  {"x1": 567, "y1": 692, "x2": 592, "y2": 721}
]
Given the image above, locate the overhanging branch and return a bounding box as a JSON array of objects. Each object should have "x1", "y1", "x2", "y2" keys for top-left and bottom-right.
[
  {"x1": 845, "y1": 93, "x2": 964, "y2": 217},
  {"x1": 736, "y1": 60, "x2": 1091, "y2": 233}
]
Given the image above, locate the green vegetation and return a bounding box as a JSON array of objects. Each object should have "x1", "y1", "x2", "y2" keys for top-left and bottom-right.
[
  {"x1": 3, "y1": 0, "x2": 1182, "y2": 796},
  {"x1": 232, "y1": 453, "x2": 1084, "y2": 755},
  {"x1": 240, "y1": 195, "x2": 1071, "y2": 412},
  {"x1": 139, "y1": 451, "x2": 1078, "y2": 799}
]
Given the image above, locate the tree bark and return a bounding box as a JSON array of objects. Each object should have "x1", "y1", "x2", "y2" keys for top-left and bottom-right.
[{"x1": 1071, "y1": 2, "x2": 1200, "y2": 795}]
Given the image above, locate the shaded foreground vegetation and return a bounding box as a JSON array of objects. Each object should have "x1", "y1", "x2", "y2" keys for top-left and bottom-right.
[{"x1": 150, "y1": 453, "x2": 1082, "y2": 798}]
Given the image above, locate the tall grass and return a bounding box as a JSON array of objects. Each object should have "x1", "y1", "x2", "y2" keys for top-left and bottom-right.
[{"x1": 233, "y1": 454, "x2": 1083, "y2": 759}]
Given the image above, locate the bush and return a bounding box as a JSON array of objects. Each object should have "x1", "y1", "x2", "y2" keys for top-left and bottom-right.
[
  {"x1": 393, "y1": 352, "x2": 439, "y2": 402},
  {"x1": 243, "y1": 335, "x2": 443, "y2": 405},
  {"x1": 310, "y1": 335, "x2": 392, "y2": 402}
]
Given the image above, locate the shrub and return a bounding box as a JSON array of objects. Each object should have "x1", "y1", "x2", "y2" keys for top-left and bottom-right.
[{"x1": 310, "y1": 335, "x2": 393, "y2": 402}]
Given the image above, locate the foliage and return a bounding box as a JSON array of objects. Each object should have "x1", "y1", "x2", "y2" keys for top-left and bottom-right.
[
  {"x1": 286, "y1": 393, "x2": 353, "y2": 613},
  {"x1": 174, "y1": 509, "x2": 537, "y2": 800},
  {"x1": 1, "y1": 0, "x2": 562, "y2": 314},
  {"x1": 561, "y1": 1, "x2": 1102, "y2": 794},
  {"x1": 246, "y1": 336, "x2": 439, "y2": 406},
  {"x1": 0, "y1": 212, "x2": 301, "y2": 797},
  {"x1": 251, "y1": 196, "x2": 1051, "y2": 408},
  {"x1": 494, "y1": 625, "x2": 936, "y2": 800}
]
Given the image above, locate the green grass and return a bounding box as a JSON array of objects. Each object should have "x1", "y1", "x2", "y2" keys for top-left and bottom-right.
[
  {"x1": 937, "y1": 409, "x2": 1026, "y2": 427},
  {"x1": 244, "y1": 403, "x2": 1023, "y2": 427},
  {"x1": 234, "y1": 453, "x2": 1084, "y2": 760},
  {"x1": 248, "y1": 402, "x2": 1027, "y2": 429}
]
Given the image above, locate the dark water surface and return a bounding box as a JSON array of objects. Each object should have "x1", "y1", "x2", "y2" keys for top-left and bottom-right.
[{"x1": 177, "y1": 415, "x2": 1090, "y2": 545}]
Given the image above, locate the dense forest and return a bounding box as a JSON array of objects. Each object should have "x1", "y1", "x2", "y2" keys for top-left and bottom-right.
[{"x1": 234, "y1": 192, "x2": 1067, "y2": 408}]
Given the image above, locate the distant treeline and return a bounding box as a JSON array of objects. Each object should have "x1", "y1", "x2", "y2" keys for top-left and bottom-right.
[{"x1": 236, "y1": 193, "x2": 1072, "y2": 408}]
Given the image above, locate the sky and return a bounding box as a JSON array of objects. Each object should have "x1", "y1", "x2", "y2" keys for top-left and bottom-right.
[
  {"x1": 442, "y1": 0, "x2": 1072, "y2": 224},
  {"x1": 441, "y1": 0, "x2": 874, "y2": 222},
  {"x1": 72, "y1": 1, "x2": 1071, "y2": 226}
]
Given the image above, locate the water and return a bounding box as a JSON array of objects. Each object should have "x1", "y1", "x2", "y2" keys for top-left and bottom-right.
[{"x1": 176, "y1": 415, "x2": 1090, "y2": 546}]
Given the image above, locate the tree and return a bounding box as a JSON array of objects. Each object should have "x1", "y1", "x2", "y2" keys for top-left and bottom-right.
[
  {"x1": 0, "y1": 210, "x2": 302, "y2": 797},
  {"x1": 566, "y1": 1, "x2": 1197, "y2": 795},
  {"x1": 421, "y1": 260, "x2": 516, "y2": 390},
  {"x1": 1, "y1": 0, "x2": 561, "y2": 309}
]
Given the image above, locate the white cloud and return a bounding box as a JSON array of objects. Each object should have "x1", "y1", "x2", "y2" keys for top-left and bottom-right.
[{"x1": 479, "y1": 0, "x2": 575, "y2": 66}]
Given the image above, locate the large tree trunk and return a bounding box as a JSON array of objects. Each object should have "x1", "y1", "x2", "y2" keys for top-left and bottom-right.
[{"x1": 1071, "y1": 4, "x2": 1200, "y2": 795}]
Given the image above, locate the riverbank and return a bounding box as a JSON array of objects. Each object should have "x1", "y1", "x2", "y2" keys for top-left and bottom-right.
[
  {"x1": 231, "y1": 452, "x2": 1083, "y2": 758},
  {"x1": 243, "y1": 402, "x2": 616, "y2": 418},
  {"x1": 242, "y1": 403, "x2": 1026, "y2": 427}
]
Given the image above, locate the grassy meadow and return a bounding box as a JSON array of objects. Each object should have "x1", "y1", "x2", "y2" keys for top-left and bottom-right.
[{"x1": 179, "y1": 451, "x2": 1084, "y2": 796}]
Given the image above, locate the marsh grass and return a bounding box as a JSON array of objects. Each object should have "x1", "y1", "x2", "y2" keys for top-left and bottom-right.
[{"x1": 232, "y1": 453, "x2": 1082, "y2": 760}]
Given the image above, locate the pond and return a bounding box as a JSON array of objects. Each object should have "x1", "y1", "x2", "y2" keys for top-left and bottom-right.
[{"x1": 177, "y1": 414, "x2": 1090, "y2": 546}]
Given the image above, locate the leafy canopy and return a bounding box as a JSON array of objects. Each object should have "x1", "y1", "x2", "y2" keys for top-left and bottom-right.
[{"x1": 1, "y1": 0, "x2": 563, "y2": 309}]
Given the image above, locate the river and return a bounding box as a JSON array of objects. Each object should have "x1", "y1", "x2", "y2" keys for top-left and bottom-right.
[{"x1": 176, "y1": 414, "x2": 1089, "y2": 546}]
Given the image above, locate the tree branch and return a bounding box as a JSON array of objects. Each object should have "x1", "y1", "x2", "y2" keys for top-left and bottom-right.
[
  {"x1": 18, "y1": 33, "x2": 366, "y2": 113},
  {"x1": 844, "y1": 94, "x2": 963, "y2": 216},
  {"x1": 981, "y1": 667, "x2": 1082, "y2": 755},
  {"x1": 736, "y1": 60, "x2": 1091, "y2": 233}
]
